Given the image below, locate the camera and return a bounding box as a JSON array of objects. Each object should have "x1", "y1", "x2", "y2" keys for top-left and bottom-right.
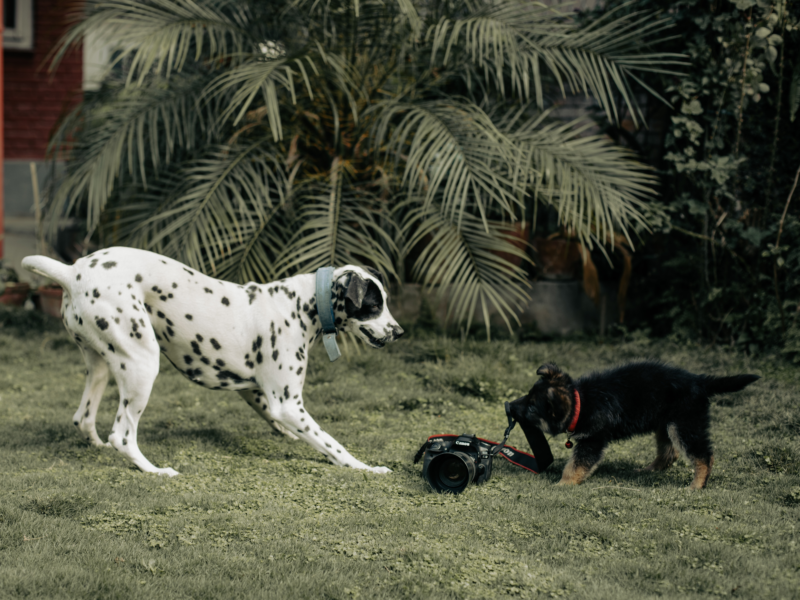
[
  {"x1": 420, "y1": 434, "x2": 496, "y2": 493},
  {"x1": 414, "y1": 402, "x2": 554, "y2": 494}
]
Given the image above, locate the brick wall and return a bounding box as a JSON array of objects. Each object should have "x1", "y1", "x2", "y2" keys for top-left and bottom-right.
[{"x1": 4, "y1": 0, "x2": 82, "y2": 160}]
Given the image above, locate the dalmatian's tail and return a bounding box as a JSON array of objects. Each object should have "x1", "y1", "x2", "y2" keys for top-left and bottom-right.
[{"x1": 21, "y1": 255, "x2": 75, "y2": 291}]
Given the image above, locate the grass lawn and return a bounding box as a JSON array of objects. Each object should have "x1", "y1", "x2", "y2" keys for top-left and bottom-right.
[{"x1": 1, "y1": 306, "x2": 799, "y2": 599}]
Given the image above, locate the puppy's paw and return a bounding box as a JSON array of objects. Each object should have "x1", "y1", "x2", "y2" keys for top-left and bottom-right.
[{"x1": 556, "y1": 478, "x2": 581, "y2": 486}]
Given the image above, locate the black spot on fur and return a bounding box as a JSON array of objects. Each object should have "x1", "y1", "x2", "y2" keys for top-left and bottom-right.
[
  {"x1": 201, "y1": 357, "x2": 210, "y2": 365},
  {"x1": 102, "y1": 261, "x2": 117, "y2": 269},
  {"x1": 95, "y1": 317, "x2": 109, "y2": 331},
  {"x1": 210, "y1": 338, "x2": 221, "y2": 350},
  {"x1": 204, "y1": 287, "x2": 213, "y2": 294},
  {"x1": 221, "y1": 297, "x2": 230, "y2": 306},
  {"x1": 185, "y1": 314, "x2": 193, "y2": 320},
  {"x1": 89, "y1": 259, "x2": 98, "y2": 268},
  {"x1": 157, "y1": 311, "x2": 165, "y2": 319},
  {"x1": 93, "y1": 289, "x2": 100, "y2": 298},
  {"x1": 135, "y1": 274, "x2": 143, "y2": 282},
  {"x1": 284, "y1": 386, "x2": 290, "y2": 400},
  {"x1": 191, "y1": 341, "x2": 202, "y2": 355},
  {"x1": 144, "y1": 303, "x2": 152, "y2": 313},
  {"x1": 256, "y1": 352, "x2": 263, "y2": 364},
  {"x1": 184, "y1": 355, "x2": 193, "y2": 365},
  {"x1": 184, "y1": 268, "x2": 194, "y2": 275},
  {"x1": 172, "y1": 282, "x2": 178, "y2": 289},
  {"x1": 76, "y1": 274, "x2": 81, "y2": 281},
  {"x1": 108, "y1": 343, "x2": 115, "y2": 353},
  {"x1": 272, "y1": 350, "x2": 279, "y2": 361},
  {"x1": 196, "y1": 334, "x2": 203, "y2": 342},
  {"x1": 297, "y1": 367, "x2": 303, "y2": 376}
]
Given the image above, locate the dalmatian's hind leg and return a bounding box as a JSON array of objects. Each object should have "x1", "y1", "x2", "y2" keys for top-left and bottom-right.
[
  {"x1": 73, "y1": 346, "x2": 112, "y2": 447},
  {"x1": 107, "y1": 340, "x2": 178, "y2": 476},
  {"x1": 237, "y1": 389, "x2": 300, "y2": 440}
]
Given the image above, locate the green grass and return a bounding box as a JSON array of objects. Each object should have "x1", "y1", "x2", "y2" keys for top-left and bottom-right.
[{"x1": 0, "y1": 306, "x2": 799, "y2": 599}]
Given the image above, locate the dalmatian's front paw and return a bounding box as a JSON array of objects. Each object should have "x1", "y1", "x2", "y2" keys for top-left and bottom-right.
[
  {"x1": 155, "y1": 467, "x2": 180, "y2": 477},
  {"x1": 366, "y1": 465, "x2": 392, "y2": 474}
]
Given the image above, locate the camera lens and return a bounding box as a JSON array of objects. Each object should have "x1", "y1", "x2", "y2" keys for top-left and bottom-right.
[{"x1": 426, "y1": 452, "x2": 476, "y2": 494}]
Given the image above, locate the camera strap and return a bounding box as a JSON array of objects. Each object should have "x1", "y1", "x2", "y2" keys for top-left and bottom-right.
[
  {"x1": 413, "y1": 402, "x2": 554, "y2": 474},
  {"x1": 413, "y1": 434, "x2": 549, "y2": 474}
]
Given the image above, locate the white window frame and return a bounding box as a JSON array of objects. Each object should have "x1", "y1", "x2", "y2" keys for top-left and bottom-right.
[{"x1": 4, "y1": 0, "x2": 34, "y2": 51}]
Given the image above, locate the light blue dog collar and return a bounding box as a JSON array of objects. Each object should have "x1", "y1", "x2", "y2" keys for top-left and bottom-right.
[{"x1": 315, "y1": 266, "x2": 341, "y2": 362}]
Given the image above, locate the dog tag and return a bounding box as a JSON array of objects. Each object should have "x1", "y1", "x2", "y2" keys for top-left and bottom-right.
[
  {"x1": 565, "y1": 440, "x2": 573, "y2": 449},
  {"x1": 322, "y1": 332, "x2": 341, "y2": 362}
]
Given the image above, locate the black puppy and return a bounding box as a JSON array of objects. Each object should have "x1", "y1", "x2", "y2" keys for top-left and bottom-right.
[{"x1": 507, "y1": 361, "x2": 759, "y2": 489}]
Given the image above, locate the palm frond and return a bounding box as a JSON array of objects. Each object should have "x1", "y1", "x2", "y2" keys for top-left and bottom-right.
[
  {"x1": 47, "y1": 74, "x2": 214, "y2": 237},
  {"x1": 276, "y1": 158, "x2": 398, "y2": 277},
  {"x1": 373, "y1": 99, "x2": 527, "y2": 225},
  {"x1": 427, "y1": 0, "x2": 684, "y2": 124},
  {"x1": 401, "y1": 202, "x2": 530, "y2": 340},
  {"x1": 50, "y1": 0, "x2": 249, "y2": 83},
  {"x1": 501, "y1": 110, "x2": 657, "y2": 248},
  {"x1": 113, "y1": 144, "x2": 289, "y2": 275}
]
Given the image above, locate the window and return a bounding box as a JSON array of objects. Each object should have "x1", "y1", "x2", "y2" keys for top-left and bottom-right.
[{"x1": 4, "y1": 0, "x2": 34, "y2": 51}]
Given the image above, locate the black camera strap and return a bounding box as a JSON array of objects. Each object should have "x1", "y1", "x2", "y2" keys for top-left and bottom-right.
[{"x1": 504, "y1": 402, "x2": 554, "y2": 473}]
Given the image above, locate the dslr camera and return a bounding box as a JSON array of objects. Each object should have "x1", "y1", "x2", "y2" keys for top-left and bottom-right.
[
  {"x1": 420, "y1": 434, "x2": 496, "y2": 493},
  {"x1": 414, "y1": 402, "x2": 554, "y2": 494}
]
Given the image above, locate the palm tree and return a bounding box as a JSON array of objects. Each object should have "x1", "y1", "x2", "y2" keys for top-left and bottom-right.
[{"x1": 48, "y1": 0, "x2": 681, "y2": 338}]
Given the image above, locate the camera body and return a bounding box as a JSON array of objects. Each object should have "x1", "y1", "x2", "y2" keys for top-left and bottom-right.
[{"x1": 421, "y1": 433, "x2": 496, "y2": 493}]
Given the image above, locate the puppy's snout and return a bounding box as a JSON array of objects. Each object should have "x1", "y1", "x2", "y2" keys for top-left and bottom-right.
[{"x1": 393, "y1": 325, "x2": 404, "y2": 340}]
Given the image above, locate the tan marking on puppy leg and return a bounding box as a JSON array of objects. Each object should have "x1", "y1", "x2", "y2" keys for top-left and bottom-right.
[
  {"x1": 666, "y1": 423, "x2": 688, "y2": 462},
  {"x1": 689, "y1": 455, "x2": 714, "y2": 490},
  {"x1": 557, "y1": 451, "x2": 603, "y2": 485},
  {"x1": 642, "y1": 429, "x2": 678, "y2": 472}
]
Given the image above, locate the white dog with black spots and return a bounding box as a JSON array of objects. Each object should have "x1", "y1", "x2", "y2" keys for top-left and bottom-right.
[{"x1": 22, "y1": 247, "x2": 404, "y2": 476}]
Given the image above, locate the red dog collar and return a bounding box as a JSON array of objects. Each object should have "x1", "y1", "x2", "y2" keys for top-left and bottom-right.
[{"x1": 565, "y1": 389, "x2": 581, "y2": 448}]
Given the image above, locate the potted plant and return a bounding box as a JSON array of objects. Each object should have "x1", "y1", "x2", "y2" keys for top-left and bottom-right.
[
  {"x1": 0, "y1": 264, "x2": 30, "y2": 307},
  {"x1": 36, "y1": 284, "x2": 64, "y2": 318}
]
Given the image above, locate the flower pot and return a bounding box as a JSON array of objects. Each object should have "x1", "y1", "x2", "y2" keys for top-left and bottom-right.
[
  {"x1": 533, "y1": 236, "x2": 583, "y2": 280},
  {"x1": 493, "y1": 221, "x2": 531, "y2": 267},
  {"x1": 37, "y1": 285, "x2": 64, "y2": 318},
  {"x1": 0, "y1": 282, "x2": 31, "y2": 306}
]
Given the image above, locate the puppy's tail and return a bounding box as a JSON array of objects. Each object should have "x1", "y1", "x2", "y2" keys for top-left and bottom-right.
[
  {"x1": 21, "y1": 255, "x2": 74, "y2": 291},
  {"x1": 705, "y1": 374, "x2": 760, "y2": 396}
]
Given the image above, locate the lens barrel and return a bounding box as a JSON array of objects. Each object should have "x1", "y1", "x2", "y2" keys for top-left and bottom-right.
[{"x1": 425, "y1": 451, "x2": 476, "y2": 493}]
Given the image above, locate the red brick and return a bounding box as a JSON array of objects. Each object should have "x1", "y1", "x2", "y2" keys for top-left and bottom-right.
[{"x1": 4, "y1": 0, "x2": 82, "y2": 159}]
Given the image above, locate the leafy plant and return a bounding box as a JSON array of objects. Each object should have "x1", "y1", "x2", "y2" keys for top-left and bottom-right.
[
  {"x1": 47, "y1": 0, "x2": 681, "y2": 338},
  {"x1": 585, "y1": 0, "x2": 800, "y2": 356}
]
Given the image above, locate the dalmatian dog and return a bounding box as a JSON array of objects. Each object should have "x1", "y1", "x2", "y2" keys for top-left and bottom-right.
[{"x1": 22, "y1": 247, "x2": 403, "y2": 476}]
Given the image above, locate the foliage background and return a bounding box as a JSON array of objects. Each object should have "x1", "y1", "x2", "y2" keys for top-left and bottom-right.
[
  {"x1": 44, "y1": 0, "x2": 685, "y2": 338},
  {"x1": 585, "y1": 0, "x2": 800, "y2": 359}
]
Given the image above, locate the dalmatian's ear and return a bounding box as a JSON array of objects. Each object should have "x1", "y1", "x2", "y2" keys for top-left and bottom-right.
[
  {"x1": 345, "y1": 273, "x2": 369, "y2": 309},
  {"x1": 364, "y1": 267, "x2": 386, "y2": 288}
]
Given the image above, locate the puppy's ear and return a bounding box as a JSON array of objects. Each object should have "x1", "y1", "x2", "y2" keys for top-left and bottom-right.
[
  {"x1": 536, "y1": 363, "x2": 562, "y2": 379},
  {"x1": 345, "y1": 273, "x2": 368, "y2": 309}
]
